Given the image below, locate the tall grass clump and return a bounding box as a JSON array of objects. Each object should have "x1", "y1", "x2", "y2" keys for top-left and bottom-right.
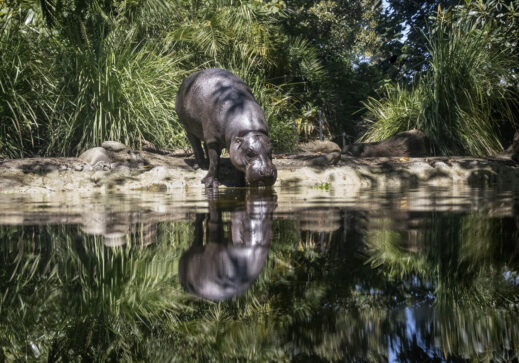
[
  {"x1": 49, "y1": 40, "x2": 189, "y2": 155},
  {"x1": 362, "y1": 13, "x2": 516, "y2": 156},
  {"x1": 0, "y1": 8, "x2": 55, "y2": 158},
  {"x1": 42, "y1": 1, "x2": 191, "y2": 156},
  {"x1": 1, "y1": 1, "x2": 192, "y2": 157},
  {"x1": 166, "y1": 0, "x2": 318, "y2": 152},
  {"x1": 229, "y1": 62, "x2": 298, "y2": 152}
]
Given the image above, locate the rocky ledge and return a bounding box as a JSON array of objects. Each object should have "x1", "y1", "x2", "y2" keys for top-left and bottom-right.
[{"x1": 0, "y1": 140, "x2": 517, "y2": 194}]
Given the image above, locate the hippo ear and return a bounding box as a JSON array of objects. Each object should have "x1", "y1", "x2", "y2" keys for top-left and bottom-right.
[{"x1": 232, "y1": 136, "x2": 244, "y2": 147}]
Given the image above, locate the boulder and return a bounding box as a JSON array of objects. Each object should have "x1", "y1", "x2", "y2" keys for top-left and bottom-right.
[
  {"x1": 79, "y1": 147, "x2": 112, "y2": 165},
  {"x1": 343, "y1": 130, "x2": 428, "y2": 157},
  {"x1": 101, "y1": 140, "x2": 127, "y2": 152},
  {"x1": 299, "y1": 208, "x2": 341, "y2": 232},
  {"x1": 299, "y1": 140, "x2": 341, "y2": 154},
  {"x1": 512, "y1": 131, "x2": 519, "y2": 162},
  {"x1": 104, "y1": 232, "x2": 127, "y2": 247},
  {"x1": 141, "y1": 139, "x2": 158, "y2": 153},
  {"x1": 309, "y1": 152, "x2": 341, "y2": 166}
]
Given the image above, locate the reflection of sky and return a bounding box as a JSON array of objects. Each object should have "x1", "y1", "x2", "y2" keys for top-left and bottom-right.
[{"x1": 388, "y1": 305, "x2": 445, "y2": 362}]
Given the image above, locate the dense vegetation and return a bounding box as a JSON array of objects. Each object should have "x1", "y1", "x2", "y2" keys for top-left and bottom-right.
[{"x1": 0, "y1": 0, "x2": 518, "y2": 158}]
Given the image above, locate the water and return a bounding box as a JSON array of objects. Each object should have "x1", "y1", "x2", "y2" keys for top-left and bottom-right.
[{"x1": 0, "y1": 186, "x2": 518, "y2": 361}]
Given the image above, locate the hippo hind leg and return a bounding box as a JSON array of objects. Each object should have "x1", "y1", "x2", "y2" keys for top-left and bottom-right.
[{"x1": 186, "y1": 133, "x2": 208, "y2": 169}]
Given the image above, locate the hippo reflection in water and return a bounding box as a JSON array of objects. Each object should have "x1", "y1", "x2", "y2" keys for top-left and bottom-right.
[{"x1": 178, "y1": 189, "x2": 277, "y2": 301}]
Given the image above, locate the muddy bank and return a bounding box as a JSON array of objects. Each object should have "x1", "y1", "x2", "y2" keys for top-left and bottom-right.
[{"x1": 0, "y1": 146, "x2": 518, "y2": 194}]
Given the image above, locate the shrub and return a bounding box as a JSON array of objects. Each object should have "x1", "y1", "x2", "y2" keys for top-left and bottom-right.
[
  {"x1": 0, "y1": 0, "x2": 326, "y2": 157},
  {"x1": 48, "y1": 40, "x2": 189, "y2": 155},
  {"x1": 362, "y1": 12, "x2": 516, "y2": 156}
]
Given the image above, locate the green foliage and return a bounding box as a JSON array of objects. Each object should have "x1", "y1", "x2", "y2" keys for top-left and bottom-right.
[
  {"x1": 2, "y1": 0, "x2": 517, "y2": 157},
  {"x1": 0, "y1": 0, "x2": 329, "y2": 156},
  {"x1": 165, "y1": 0, "x2": 318, "y2": 150},
  {"x1": 362, "y1": 10, "x2": 517, "y2": 155},
  {"x1": 360, "y1": 83, "x2": 423, "y2": 142},
  {"x1": 366, "y1": 212, "x2": 519, "y2": 307},
  {"x1": 0, "y1": 222, "x2": 193, "y2": 361},
  {"x1": 0, "y1": 7, "x2": 54, "y2": 158},
  {"x1": 452, "y1": 0, "x2": 519, "y2": 61},
  {"x1": 49, "y1": 41, "x2": 189, "y2": 155},
  {"x1": 281, "y1": 0, "x2": 388, "y2": 135},
  {"x1": 384, "y1": 0, "x2": 463, "y2": 77},
  {"x1": 365, "y1": 211, "x2": 519, "y2": 359}
]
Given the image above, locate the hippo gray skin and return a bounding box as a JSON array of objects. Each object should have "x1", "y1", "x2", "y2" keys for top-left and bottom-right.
[
  {"x1": 175, "y1": 69, "x2": 277, "y2": 188},
  {"x1": 178, "y1": 189, "x2": 277, "y2": 301}
]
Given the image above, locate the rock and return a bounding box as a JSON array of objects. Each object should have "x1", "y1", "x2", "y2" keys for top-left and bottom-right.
[
  {"x1": 343, "y1": 129, "x2": 427, "y2": 157},
  {"x1": 78, "y1": 147, "x2": 112, "y2": 165},
  {"x1": 299, "y1": 140, "x2": 341, "y2": 154},
  {"x1": 141, "y1": 139, "x2": 158, "y2": 152},
  {"x1": 92, "y1": 161, "x2": 111, "y2": 170},
  {"x1": 511, "y1": 131, "x2": 519, "y2": 163},
  {"x1": 101, "y1": 140, "x2": 127, "y2": 152},
  {"x1": 299, "y1": 208, "x2": 341, "y2": 232},
  {"x1": 104, "y1": 232, "x2": 127, "y2": 247},
  {"x1": 309, "y1": 152, "x2": 341, "y2": 166}
]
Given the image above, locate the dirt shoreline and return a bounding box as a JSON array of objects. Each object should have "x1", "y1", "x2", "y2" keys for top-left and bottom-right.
[{"x1": 0, "y1": 149, "x2": 518, "y2": 194}]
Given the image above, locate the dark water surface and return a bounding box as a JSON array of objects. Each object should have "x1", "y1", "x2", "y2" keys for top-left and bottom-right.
[{"x1": 1, "y1": 186, "x2": 518, "y2": 361}]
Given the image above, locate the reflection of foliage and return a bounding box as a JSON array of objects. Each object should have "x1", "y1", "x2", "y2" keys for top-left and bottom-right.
[
  {"x1": 367, "y1": 212, "x2": 519, "y2": 359},
  {"x1": 367, "y1": 214, "x2": 519, "y2": 301},
  {"x1": 0, "y1": 223, "x2": 193, "y2": 360},
  {"x1": 1, "y1": 208, "x2": 519, "y2": 360}
]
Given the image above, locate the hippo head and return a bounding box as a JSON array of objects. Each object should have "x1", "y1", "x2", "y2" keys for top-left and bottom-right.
[{"x1": 230, "y1": 132, "x2": 277, "y2": 186}]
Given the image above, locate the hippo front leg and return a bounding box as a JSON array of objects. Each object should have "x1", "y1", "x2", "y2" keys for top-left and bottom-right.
[{"x1": 201, "y1": 143, "x2": 221, "y2": 188}]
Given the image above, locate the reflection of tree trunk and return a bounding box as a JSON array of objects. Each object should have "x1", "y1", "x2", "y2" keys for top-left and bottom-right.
[
  {"x1": 342, "y1": 212, "x2": 348, "y2": 249},
  {"x1": 137, "y1": 223, "x2": 157, "y2": 247}
]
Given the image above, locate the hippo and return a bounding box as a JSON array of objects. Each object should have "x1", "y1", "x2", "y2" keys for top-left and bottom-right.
[
  {"x1": 178, "y1": 189, "x2": 277, "y2": 301},
  {"x1": 175, "y1": 69, "x2": 277, "y2": 188}
]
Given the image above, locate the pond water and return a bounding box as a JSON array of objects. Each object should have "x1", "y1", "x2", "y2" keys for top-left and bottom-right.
[{"x1": 0, "y1": 186, "x2": 518, "y2": 361}]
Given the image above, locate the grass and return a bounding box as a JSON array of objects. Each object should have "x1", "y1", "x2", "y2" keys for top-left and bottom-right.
[
  {"x1": 0, "y1": 0, "x2": 320, "y2": 157},
  {"x1": 48, "y1": 40, "x2": 190, "y2": 156},
  {"x1": 0, "y1": 8, "x2": 55, "y2": 158},
  {"x1": 362, "y1": 16, "x2": 517, "y2": 156}
]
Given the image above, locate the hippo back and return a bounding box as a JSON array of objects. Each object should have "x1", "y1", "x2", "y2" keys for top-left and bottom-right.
[{"x1": 175, "y1": 69, "x2": 268, "y2": 148}]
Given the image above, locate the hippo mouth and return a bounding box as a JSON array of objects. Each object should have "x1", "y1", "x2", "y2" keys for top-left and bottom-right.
[{"x1": 245, "y1": 167, "x2": 277, "y2": 187}]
